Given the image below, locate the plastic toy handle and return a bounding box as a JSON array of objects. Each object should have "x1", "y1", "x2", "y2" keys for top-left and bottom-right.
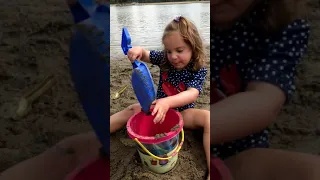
[
  {"x1": 121, "y1": 27, "x2": 141, "y2": 69},
  {"x1": 121, "y1": 27, "x2": 132, "y2": 55},
  {"x1": 132, "y1": 60, "x2": 140, "y2": 68},
  {"x1": 133, "y1": 129, "x2": 184, "y2": 160}
]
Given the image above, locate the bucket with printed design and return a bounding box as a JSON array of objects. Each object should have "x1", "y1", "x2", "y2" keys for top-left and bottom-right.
[{"x1": 126, "y1": 108, "x2": 184, "y2": 174}]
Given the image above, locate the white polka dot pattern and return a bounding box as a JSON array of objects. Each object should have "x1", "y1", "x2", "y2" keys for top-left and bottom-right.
[
  {"x1": 211, "y1": 17, "x2": 310, "y2": 159},
  {"x1": 150, "y1": 50, "x2": 208, "y2": 112}
]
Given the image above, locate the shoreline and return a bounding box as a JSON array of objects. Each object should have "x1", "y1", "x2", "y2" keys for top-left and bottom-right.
[
  {"x1": 110, "y1": 43, "x2": 210, "y2": 60},
  {"x1": 110, "y1": 1, "x2": 209, "y2": 6}
]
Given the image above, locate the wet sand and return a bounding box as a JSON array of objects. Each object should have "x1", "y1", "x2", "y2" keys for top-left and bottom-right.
[{"x1": 0, "y1": 0, "x2": 319, "y2": 180}]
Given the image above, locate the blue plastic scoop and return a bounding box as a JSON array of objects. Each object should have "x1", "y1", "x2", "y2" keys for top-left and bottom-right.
[
  {"x1": 68, "y1": 1, "x2": 110, "y2": 156},
  {"x1": 121, "y1": 27, "x2": 156, "y2": 114}
]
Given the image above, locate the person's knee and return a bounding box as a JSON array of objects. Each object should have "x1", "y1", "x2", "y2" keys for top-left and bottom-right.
[
  {"x1": 181, "y1": 109, "x2": 210, "y2": 129},
  {"x1": 47, "y1": 135, "x2": 81, "y2": 168},
  {"x1": 54, "y1": 132, "x2": 98, "y2": 156},
  {"x1": 126, "y1": 103, "x2": 141, "y2": 114},
  {"x1": 54, "y1": 134, "x2": 84, "y2": 156}
]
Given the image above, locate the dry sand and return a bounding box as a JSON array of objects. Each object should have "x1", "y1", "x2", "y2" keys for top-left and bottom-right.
[{"x1": 0, "y1": 0, "x2": 319, "y2": 180}]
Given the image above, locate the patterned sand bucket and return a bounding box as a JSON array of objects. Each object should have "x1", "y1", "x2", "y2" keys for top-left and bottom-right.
[
  {"x1": 211, "y1": 157, "x2": 233, "y2": 180},
  {"x1": 64, "y1": 156, "x2": 109, "y2": 180},
  {"x1": 126, "y1": 108, "x2": 184, "y2": 174}
]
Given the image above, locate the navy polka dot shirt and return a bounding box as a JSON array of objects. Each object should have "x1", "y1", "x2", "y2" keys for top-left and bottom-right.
[
  {"x1": 149, "y1": 50, "x2": 208, "y2": 112},
  {"x1": 211, "y1": 6, "x2": 311, "y2": 159}
]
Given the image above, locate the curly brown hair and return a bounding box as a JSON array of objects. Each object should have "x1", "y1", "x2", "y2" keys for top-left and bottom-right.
[{"x1": 160, "y1": 16, "x2": 205, "y2": 71}]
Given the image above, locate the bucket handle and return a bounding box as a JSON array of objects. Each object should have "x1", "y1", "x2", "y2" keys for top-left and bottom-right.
[{"x1": 134, "y1": 128, "x2": 184, "y2": 160}]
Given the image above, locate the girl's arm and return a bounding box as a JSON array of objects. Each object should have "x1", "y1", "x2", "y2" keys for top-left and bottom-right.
[
  {"x1": 139, "y1": 48, "x2": 151, "y2": 63},
  {"x1": 128, "y1": 47, "x2": 151, "y2": 63},
  {"x1": 211, "y1": 19, "x2": 310, "y2": 145},
  {"x1": 164, "y1": 88, "x2": 199, "y2": 109},
  {"x1": 210, "y1": 81, "x2": 285, "y2": 144},
  {"x1": 162, "y1": 67, "x2": 207, "y2": 108}
]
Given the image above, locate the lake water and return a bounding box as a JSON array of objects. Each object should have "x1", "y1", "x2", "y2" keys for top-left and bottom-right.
[{"x1": 110, "y1": 2, "x2": 210, "y2": 59}]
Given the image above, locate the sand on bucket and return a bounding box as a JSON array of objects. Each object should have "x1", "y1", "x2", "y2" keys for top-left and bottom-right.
[
  {"x1": 171, "y1": 124, "x2": 180, "y2": 132},
  {"x1": 126, "y1": 109, "x2": 184, "y2": 174},
  {"x1": 155, "y1": 133, "x2": 167, "y2": 139}
]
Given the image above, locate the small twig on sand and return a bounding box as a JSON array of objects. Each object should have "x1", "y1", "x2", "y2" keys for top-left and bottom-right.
[{"x1": 14, "y1": 75, "x2": 57, "y2": 119}]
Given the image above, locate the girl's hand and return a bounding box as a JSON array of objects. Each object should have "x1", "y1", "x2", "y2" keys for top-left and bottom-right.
[
  {"x1": 127, "y1": 47, "x2": 144, "y2": 63},
  {"x1": 151, "y1": 98, "x2": 170, "y2": 124}
]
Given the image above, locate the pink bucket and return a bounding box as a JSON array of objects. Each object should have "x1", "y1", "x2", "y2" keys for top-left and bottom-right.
[
  {"x1": 126, "y1": 108, "x2": 184, "y2": 173},
  {"x1": 64, "y1": 157, "x2": 109, "y2": 180},
  {"x1": 126, "y1": 108, "x2": 183, "y2": 144},
  {"x1": 211, "y1": 157, "x2": 233, "y2": 180}
]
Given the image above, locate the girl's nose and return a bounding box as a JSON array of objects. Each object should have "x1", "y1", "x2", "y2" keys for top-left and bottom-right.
[{"x1": 171, "y1": 52, "x2": 178, "y2": 60}]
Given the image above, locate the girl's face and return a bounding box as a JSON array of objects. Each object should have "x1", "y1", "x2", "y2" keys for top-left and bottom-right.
[
  {"x1": 211, "y1": 0, "x2": 254, "y2": 26},
  {"x1": 163, "y1": 31, "x2": 192, "y2": 70}
]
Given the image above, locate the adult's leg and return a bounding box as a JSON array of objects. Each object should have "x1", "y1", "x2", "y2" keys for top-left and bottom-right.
[
  {"x1": 0, "y1": 132, "x2": 100, "y2": 180},
  {"x1": 110, "y1": 103, "x2": 141, "y2": 133},
  {"x1": 224, "y1": 148, "x2": 320, "y2": 180},
  {"x1": 180, "y1": 108, "x2": 210, "y2": 179}
]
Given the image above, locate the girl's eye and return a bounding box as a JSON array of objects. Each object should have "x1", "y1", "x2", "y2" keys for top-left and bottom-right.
[
  {"x1": 177, "y1": 49, "x2": 183, "y2": 53},
  {"x1": 167, "y1": 51, "x2": 172, "y2": 54}
]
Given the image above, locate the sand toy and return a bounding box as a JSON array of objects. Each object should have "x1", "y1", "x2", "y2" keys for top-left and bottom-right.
[
  {"x1": 65, "y1": 0, "x2": 110, "y2": 179},
  {"x1": 121, "y1": 27, "x2": 184, "y2": 174}
]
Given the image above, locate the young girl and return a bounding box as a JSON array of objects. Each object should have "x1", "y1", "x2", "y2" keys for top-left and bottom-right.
[
  {"x1": 110, "y1": 15, "x2": 211, "y2": 179},
  {"x1": 210, "y1": 0, "x2": 320, "y2": 179}
]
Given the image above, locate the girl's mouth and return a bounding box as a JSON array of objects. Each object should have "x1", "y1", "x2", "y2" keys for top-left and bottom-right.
[{"x1": 172, "y1": 63, "x2": 181, "y2": 67}]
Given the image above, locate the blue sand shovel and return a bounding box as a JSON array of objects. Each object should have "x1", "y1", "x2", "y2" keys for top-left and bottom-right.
[
  {"x1": 68, "y1": 1, "x2": 110, "y2": 157},
  {"x1": 121, "y1": 28, "x2": 177, "y2": 156},
  {"x1": 77, "y1": 0, "x2": 97, "y2": 16},
  {"x1": 121, "y1": 27, "x2": 156, "y2": 114}
]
